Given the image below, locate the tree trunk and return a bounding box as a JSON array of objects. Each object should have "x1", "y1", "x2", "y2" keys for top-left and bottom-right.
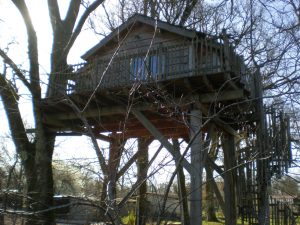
[
  {"x1": 24, "y1": 132, "x2": 55, "y2": 225},
  {"x1": 0, "y1": 74, "x2": 55, "y2": 225},
  {"x1": 3, "y1": 1, "x2": 105, "y2": 225}
]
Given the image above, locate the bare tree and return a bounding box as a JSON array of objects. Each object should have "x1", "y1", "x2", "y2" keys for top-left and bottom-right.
[{"x1": 0, "y1": 1, "x2": 105, "y2": 224}]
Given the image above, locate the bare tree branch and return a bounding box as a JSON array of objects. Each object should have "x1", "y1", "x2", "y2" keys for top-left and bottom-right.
[
  {"x1": 47, "y1": 0, "x2": 62, "y2": 31},
  {"x1": 179, "y1": 0, "x2": 199, "y2": 26},
  {"x1": 63, "y1": 0, "x2": 81, "y2": 36},
  {"x1": 0, "y1": 49, "x2": 32, "y2": 92},
  {"x1": 0, "y1": 74, "x2": 30, "y2": 158},
  {"x1": 11, "y1": 0, "x2": 40, "y2": 98}
]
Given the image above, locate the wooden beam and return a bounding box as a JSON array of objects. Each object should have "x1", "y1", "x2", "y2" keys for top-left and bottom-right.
[
  {"x1": 211, "y1": 177, "x2": 225, "y2": 215},
  {"x1": 93, "y1": 133, "x2": 114, "y2": 142},
  {"x1": 132, "y1": 110, "x2": 192, "y2": 174},
  {"x1": 173, "y1": 139, "x2": 190, "y2": 225},
  {"x1": 44, "y1": 103, "x2": 155, "y2": 121},
  {"x1": 189, "y1": 109, "x2": 203, "y2": 225},
  {"x1": 199, "y1": 89, "x2": 245, "y2": 103},
  {"x1": 196, "y1": 102, "x2": 239, "y2": 137},
  {"x1": 224, "y1": 72, "x2": 239, "y2": 90},
  {"x1": 222, "y1": 134, "x2": 237, "y2": 225},
  {"x1": 136, "y1": 138, "x2": 150, "y2": 225},
  {"x1": 206, "y1": 156, "x2": 224, "y2": 178}
]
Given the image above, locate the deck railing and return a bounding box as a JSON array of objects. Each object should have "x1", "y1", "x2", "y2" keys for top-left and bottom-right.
[{"x1": 51, "y1": 38, "x2": 252, "y2": 96}]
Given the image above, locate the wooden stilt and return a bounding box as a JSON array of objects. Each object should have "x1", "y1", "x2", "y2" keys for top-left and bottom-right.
[
  {"x1": 136, "y1": 137, "x2": 151, "y2": 225},
  {"x1": 222, "y1": 133, "x2": 237, "y2": 225},
  {"x1": 189, "y1": 109, "x2": 202, "y2": 225},
  {"x1": 254, "y1": 70, "x2": 270, "y2": 225},
  {"x1": 107, "y1": 136, "x2": 126, "y2": 225},
  {"x1": 173, "y1": 139, "x2": 190, "y2": 225}
]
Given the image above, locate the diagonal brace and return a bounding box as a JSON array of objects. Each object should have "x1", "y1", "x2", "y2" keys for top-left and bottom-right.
[{"x1": 132, "y1": 110, "x2": 192, "y2": 174}]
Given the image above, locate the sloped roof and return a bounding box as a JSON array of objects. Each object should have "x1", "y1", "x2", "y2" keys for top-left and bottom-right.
[{"x1": 82, "y1": 14, "x2": 202, "y2": 60}]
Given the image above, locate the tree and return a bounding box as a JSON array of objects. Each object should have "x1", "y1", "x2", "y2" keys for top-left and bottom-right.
[{"x1": 0, "y1": 1, "x2": 105, "y2": 224}]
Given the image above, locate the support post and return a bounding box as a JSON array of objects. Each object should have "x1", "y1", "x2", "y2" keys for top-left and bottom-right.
[
  {"x1": 189, "y1": 109, "x2": 203, "y2": 225},
  {"x1": 206, "y1": 130, "x2": 220, "y2": 222},
  {"x1": 107, "y1": 136, "x2": 125, "y2": 225},
  {"x1": 205, "y1": 165, "x2": 218, "y2": 222},
  {"x1": 173, "y1": 139, "x2": 190, "y2": 225},
  {"x1": 222, "y1": 133, "x2": 237, "y2": 225},
  {"x1": 254, "y1": 70, "x2": 269, "y2": 225},
  {"x1": 136, "y1": 138, "x2": 151, "y2": 225}
]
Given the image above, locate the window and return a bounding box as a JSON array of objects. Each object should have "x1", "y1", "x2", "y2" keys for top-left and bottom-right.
[
  {"x1": 130, "y1": 54, "x2": 165, "y2": 81},
  {"x1": 130, "y1": 57, "x2": 146, "y2": 80}
]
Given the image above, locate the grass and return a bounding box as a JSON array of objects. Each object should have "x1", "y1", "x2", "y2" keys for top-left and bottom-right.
[
  {"x1": 202, "y1": 221, "x2": 249, "y2": 225},
  {"x1": 202, "y1": 222, "x2": 224, "y2": 225},
  {"x1": 122, "y1": 210, "x2": 300, "y2": 225}
]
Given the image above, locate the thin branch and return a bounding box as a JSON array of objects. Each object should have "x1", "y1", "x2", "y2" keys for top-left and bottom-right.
[
  {"x1": 64, "y1": 97, "x2": 108, "y2": 176},
  {"x1": 0, "y1": 49, "x2": 32, "y2": 92}
]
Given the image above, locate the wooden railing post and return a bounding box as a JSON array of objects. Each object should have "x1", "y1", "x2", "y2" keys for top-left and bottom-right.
[
  {"x1": 222, "y1": 29, "x2": 230, "y2": 71},
  {"x1": 189, "y1": 41, "x2": 195, "y2": 76}
]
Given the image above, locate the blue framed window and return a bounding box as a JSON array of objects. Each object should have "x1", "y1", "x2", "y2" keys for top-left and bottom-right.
[
  {"x1": 130, "y1": 54, "x2": 165, "y2": 80},
  {"x1": 130, "y1": 57, "x2": 146, "y2": 80}
]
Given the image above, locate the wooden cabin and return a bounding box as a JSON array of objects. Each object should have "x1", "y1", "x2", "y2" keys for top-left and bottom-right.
[{"x1": 44, "y1": 14, "x2": 254, "y2": 139}]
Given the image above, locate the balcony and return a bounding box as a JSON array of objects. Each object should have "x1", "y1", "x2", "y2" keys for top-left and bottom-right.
[{"x1": 50, "y1": 38, "x2": 253, "y2": 99}]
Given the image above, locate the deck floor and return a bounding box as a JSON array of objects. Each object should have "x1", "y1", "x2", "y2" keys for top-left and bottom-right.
[{"x1": 43, "y1": 72, "x2": 254, "y2": 139}]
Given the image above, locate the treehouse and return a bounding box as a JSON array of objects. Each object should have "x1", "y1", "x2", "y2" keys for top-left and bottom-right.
[
  {"x1": 44, "y1": 14, "x2": 254, "y2": 139},
  {"x1": 42, "y1": 14, "x2": 296, "y2": 225}
]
